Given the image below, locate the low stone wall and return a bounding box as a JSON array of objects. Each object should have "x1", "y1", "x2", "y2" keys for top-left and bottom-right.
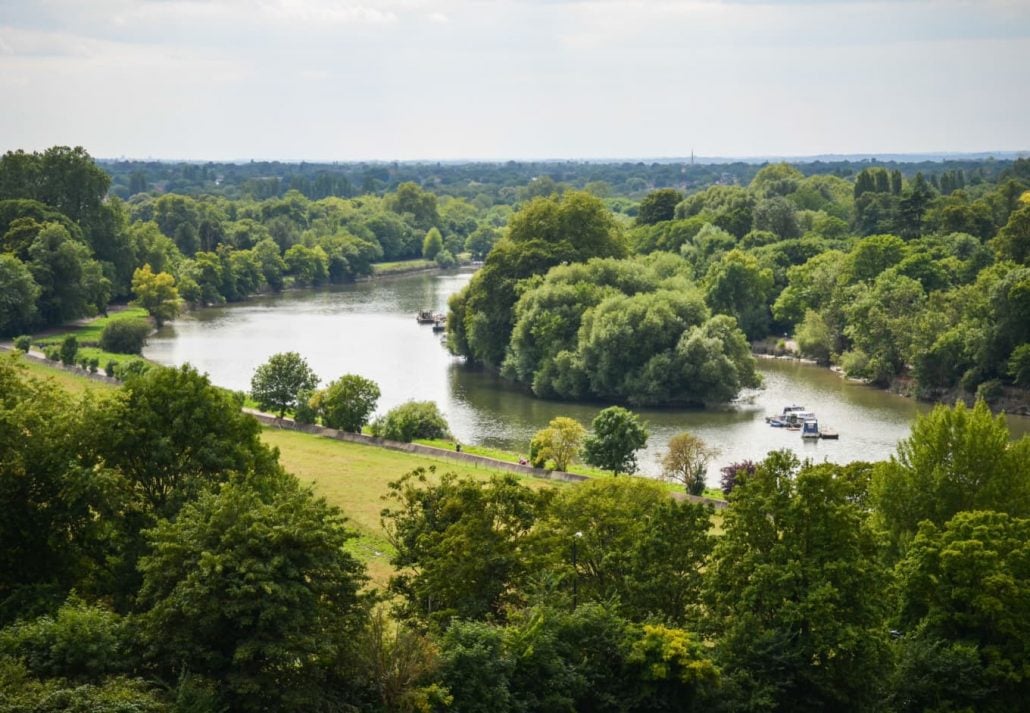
[
  {"x1": 246, "y1": 410, "x2": 590, "y2": 484},
  {"x1": 0, "y1": 346, "x2": 121, "y2": 385}
]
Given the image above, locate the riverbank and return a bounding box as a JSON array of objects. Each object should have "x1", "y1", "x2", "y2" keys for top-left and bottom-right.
[{"x1": 751, "y1": 338, "x2": 1030, "y2": 418}]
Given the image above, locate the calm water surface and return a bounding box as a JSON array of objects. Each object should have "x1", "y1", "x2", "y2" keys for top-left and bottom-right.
[{"x1": 146, "y1": 269, "x2": 1029, "y2": 484}]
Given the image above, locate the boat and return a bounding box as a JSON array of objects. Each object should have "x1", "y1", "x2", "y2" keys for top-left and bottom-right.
[
  {"x1": 819, "y1": 428, "x2": 839, "y2": 440},
  {"x1": 766, "y1": 405, "x2": 806, "y2": 425},
  {"x1": 784, "y1": 410, "x2": 816, "y2": 431},
  {"x1": 431, "y1": 318, "x2": 446, "y2": 333},
  {"x1": 801, "y1": 418, "x2": 820, "y2": 439},
  {"x1": 416, "y1": 309, "x2": 436, "y2": 324}
]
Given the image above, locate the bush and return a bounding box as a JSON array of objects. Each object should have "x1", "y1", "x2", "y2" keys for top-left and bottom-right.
[
  {"x1": 115, "y1": 359, "x2": 152, "y2": 381},
  {"x1": 13, "y1": 335, "x2": 31, "y2": 352},
  {"x1": 435, "y1": 249, "x2": 457, "y2": 268},
  {"x1": 45, "y1": 346, "x2": 60, "y2": 362},
  {"x1": 88, "y1": 357, "x2": 99, "y2": 374},
  {"x1": 370, "y1": 401, "x2": 449, "y2": 442},
  {"x1": 975, "y1": 379, "x2": 1003, "y2": 403},
  {"x1": 104, "y1": 360, "x2": 116, "y2": 377},
  {"x1": 839, "y1": 349, "x2": 870, "y2": 379},
  {"x1": 294, "y1": 388, "x2": 318, "y2": 425},
  {"x1": 99, "y1": 319, "x2": 152, "y2": 355},
  {"x1": 59, "y1": 336, "x2": 78, "y2": 365}
]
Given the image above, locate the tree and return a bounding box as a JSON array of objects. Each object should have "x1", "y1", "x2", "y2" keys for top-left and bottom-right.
[
  {"x1": 661, "y1": 432, "x2": 718, "y2": 495},
  {"x1": 636, "y1": 188, "x2": 683, "y2": 226},
  {"x1": 93, "y1": 364, "x2": 280, "y2": 518},
  {"x1": 872, "y1": 400, "x2": 1030, "y2": 553},
  {"x1": 0, "y1": 254, "x2": 40, "y2": 336},
  {"x1": 130, "y1": 264, "x2": 181, "y2": 328},
  {"x1": 891, "y1": 511, "x2": 1030, "y2": 712},
  {"x1": 529, "y1": 416, "x2": 585, "y2": 471},
  {"x1": 451, "y1": 191, "x2": 627, "y2": 367},
  {"x1": 795, "y1": 309, "x2": 833, "y2": 364},
  {"x1": 27, "y1": 222, "x2": 107, "y2": 326},
  {"x1": 582, "y1": 406, "x2": 649, "y2": 476},
  {"x1": 422, "y1": 227, "x2": 444, "y2": 260},
  {"x1": 59, "y1": 335, "x2": 77, "y2": 366},
  {"x1": 705, "y1": 453, "x2": 892, "y2": 712},
  {"x1": 464, "y1": 225, "x2": 500, "y2": 260},
  {"x1": 990, "y1": 203, "x2": 1030, "y2": 264},
  {"x1": 311, "y1": 374, "x2": 381, "y2": 432},
  {"x1": 537, "y1": 477, "x2": 713, "y2": 623},
  {"x1": 250, "y1": 351, "x2": 320, "y2": 418},
  {"x1": 0, "y1": 357, "x2": 114, "y2": 622},
  {"x1": 703, "y1": 248, "x2": 775, "y2": 340},
  {"x1": 382, "y1": 469, "x2": 545, "y2": 627},
  {"x1": 138, "y1": 473, "x2": 366, "y2": 712}
]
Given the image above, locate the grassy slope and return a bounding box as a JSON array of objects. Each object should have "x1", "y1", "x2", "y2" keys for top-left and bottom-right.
[
  {"x1": 17, "y1": 355, "x2": 117, "y2": 395},
  {"x1": 262, "y1": 428, "x2": 558, "y2": 586},
  {"x1": 33, "y1": 307, "x2": 154, "y2": 369}
]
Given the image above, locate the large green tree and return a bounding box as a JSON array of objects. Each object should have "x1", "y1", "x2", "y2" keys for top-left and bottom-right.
[
  {"x1": 872, "y1": 400, "x2": 1030, "y2": 553},
  {"x1": 382, "y1": 470, "x2": 547, "y2": 627},
  {"x1": 891, "y1": 511, "x2": 1030, "y2": 712},
  {"x1": 705, "y1": 453, "x2": 892, "y2": 712},
  {"x1": 449, "y1": 191, "x2": 627, "y2": 367},
  {"x1": 582, "y1": 406, "x2": 649, "y2": 476},
  {"x1": 250, "y1": 351, "x2": 320, "y2": 418},
  {"x1": 138, "y1": 472, "x2": 366, "y2": 712},
  {"x1": 0, "y1": 254, "x2": 40, "y2": 336},
  {"x1": 311, "y1": 374, "x2": 381, "y2": 432}
]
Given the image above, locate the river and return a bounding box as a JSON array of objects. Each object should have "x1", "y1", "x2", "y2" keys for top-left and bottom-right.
[{"x1": 145, "y1": 268, "x2": 1029, "y2": 484}]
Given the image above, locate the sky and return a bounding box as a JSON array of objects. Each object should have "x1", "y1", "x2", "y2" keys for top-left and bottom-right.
[{"x1": 1, "y1": 0, "x2": 1028, "y2": 161}]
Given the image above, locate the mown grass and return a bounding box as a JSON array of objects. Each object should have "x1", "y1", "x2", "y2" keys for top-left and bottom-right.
[
  {"x1": 262, "y1": 428, "x2": 560, "y2": 586},
  {"x1": 33, "y1": 307, "x2": 151, "y2": 346},
  {"x1": 373, "y1": 259, "x2": 435, "y2": 274},
  {"x1": 12, "y1": 353, "x2": 117, "y2": 395}
]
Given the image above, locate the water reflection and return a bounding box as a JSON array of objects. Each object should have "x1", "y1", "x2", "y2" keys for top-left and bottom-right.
[{"x1": 146, "y1": 268, "x2": 1028, "y2": 485}]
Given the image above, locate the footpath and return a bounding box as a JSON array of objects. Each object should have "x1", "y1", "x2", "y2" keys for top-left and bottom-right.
[{"x1": 2, "y1": 345, "x2": 728, "y2": 509}]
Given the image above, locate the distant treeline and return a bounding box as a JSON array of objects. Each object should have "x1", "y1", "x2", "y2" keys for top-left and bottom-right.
[{"x1": 99, "y1": 155, "x2": 1025, "y2": 204}]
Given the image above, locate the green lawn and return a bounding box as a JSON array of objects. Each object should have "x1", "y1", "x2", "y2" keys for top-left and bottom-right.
[
  {"x1": 262, "y1": 427, "x2": 559, "y2": 586},
  {"x1": 373, "y1": 258, "x2": 435, "y2": 274},
  {"x1": 33, "y1": 307, "x2": 151, "y2": 346},
  {"x1": 12, "y1": 353, "x2": 117, "y2": 395}
]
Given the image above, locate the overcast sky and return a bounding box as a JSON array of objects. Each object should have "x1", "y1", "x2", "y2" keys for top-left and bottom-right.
[{"x1": 1, "y1": 0, "x2": 1028, "y2": 161}]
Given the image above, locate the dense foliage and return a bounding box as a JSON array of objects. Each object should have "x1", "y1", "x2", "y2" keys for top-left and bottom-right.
[
  {"x1": 3, "y1": 147, "x2": 1028, "y2": 410},
  {"x1": 2, "y1": 355, "x2": 1029, "y2": 711}
]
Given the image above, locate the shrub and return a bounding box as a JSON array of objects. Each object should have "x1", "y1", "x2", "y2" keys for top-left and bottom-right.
[
  {"x1": 104, "y1": 360, "x2": 116, "y2": 377},
  {"x1": 294, "y1": 389, "x2": 318, "y2": 425},
  {"x1": 975, "y1": 379, "x2": 1003, "y2": 403},
  {"x1": 45, "y1": 346, "x2": 60, "y2": 362},
  {"x1": 13, "y1": 335, "x2": 31, "y2": 352},
  {"x1": 435, "y1": 249, "x2": 457, "y2": 268},
  {"x1": 370, "y1": 401, "x2": 449, "y2": 442},
  {"x1": 59, "y1": 336, "x2": 78, "y2": 365},
  {"x1": 115, "y1": 358, "x2": 152, "y2": 380},
  {"x1": 88, "y1": 357, "x2": 99, "y2": 374},
  {"x1": 99, "y1": 319, "x2": 152, "y2": 355}
]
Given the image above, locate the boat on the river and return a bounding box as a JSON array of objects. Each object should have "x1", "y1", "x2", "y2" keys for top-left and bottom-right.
[
  {"x1": 432, "y1": 318, "x2": 446, "y2": 333},
  {"x1": 801, "y1": 418, "x2": 821, "y2": 439},
  {"x1": 819, "y1": 428, "x2": 839, "y2": 440},
  {"x1": 767, "y1": 404, "x2": 806, "y2": 426},
  {"x1": 416, "y1": 309, "x2": 438, "y2": 324}
]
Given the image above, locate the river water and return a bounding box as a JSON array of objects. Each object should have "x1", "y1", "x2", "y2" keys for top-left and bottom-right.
[{"x1": 145, "y1": 268, "x2": 1029, "y2": 484}]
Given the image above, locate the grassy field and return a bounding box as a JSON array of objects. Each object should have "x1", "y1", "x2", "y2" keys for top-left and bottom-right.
[
  {"x1": 373, "y1": 258, "x2": 435, "y2": 274},
  {"x1": 15, "y1": 354, "x2": 117, "y2": 395},
  {"x1": 262, "y1": 428, "x2": 559, "y2": 586},
  {"x1": 33, "y1": 307, "x2": 151, "y2": 346}
]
